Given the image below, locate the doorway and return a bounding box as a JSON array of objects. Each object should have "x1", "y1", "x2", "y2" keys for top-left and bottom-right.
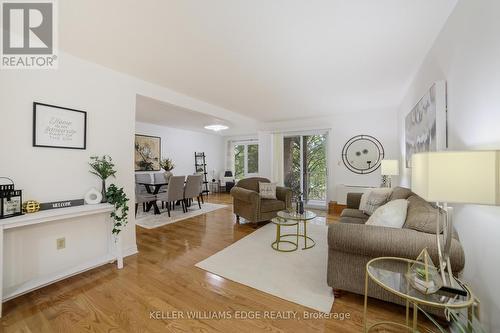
[{"x1": 283, "y1": 133, "x2": 327, "y2": 208}]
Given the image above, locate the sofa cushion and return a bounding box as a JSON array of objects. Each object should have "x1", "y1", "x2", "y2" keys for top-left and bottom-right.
[
  {"x1": 363, "y1": 190, "x2": 391, "y2": 215},
  {"x1": 341, "y1": 208, "x2": 369, "y2": 220},
  {"x1": 366, "y1": 199, "x2": 408, "y2": 228},
  {"x1": 260, "y1": 199, "x2": 285, "y2": 213},
  {"x1": 404, "y1": 195, "x2": 443, "y2": 234},
  {"x1": 389, "y1": 187, "x2": 414, "y2": 201},
  {"x1": 338, "y1": 217, "x2": 367, "y2": 224}
]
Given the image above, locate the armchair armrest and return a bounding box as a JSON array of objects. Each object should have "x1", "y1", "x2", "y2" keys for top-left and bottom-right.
[
  {"x1": 230, "y1": 187, "x2": 260, "y2": 204},
  {"x1": 346, "y1": 192, "x2": 363, "y2": 209},
  {"x1": 328, "y1": 223, "x2": 465, "y2": 272},
  {"x1": 276, "y1": 186, "x2": 292, "y2": 208}
]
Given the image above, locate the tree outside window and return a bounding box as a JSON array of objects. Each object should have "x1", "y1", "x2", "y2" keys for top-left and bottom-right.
[{"x1": 234, "y1": 142, "x2": 259, "y2": 179}]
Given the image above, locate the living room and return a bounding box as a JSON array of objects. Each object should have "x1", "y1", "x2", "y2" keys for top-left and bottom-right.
[{"x1": 0, "y1": 0, "x2": 499, "y2": 332}]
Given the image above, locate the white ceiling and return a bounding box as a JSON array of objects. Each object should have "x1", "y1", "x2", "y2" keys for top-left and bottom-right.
[
  {"x1": 60, "y1": 0, "x2": 457, "y2": 122},
  {"x1": 136, "y1": 94, "x2": 234, "y2": 135}
]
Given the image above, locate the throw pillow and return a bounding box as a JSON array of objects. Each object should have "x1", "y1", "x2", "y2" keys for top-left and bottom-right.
[
  {"x1": 404, "y1": 195, "x2": 443, "y2": 234},
  {"x1": 358, "y1": 192, "x2": 370, "y2": 212},
  {"x1": 259, "y1": 182, "x2": 277, "y2": 199},
  {"x1": 366, "y1": 199, "x2": 409, "y2": 228},
  {"x1": 362, "y1": 188, "x2": 392, "y2": 215}
]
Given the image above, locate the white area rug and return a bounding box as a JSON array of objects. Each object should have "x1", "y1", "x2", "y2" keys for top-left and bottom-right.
[
  {"x1": 135, "y1": 202, "x2": 227, "y2": 229},
  {"x1": 195, "y1": 219, "x2": 334, "y2": 313}
]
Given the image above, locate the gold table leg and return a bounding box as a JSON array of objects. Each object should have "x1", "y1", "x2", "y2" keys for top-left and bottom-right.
[
  {"x1": 303, "y1": 220, "x2": 307, "y2": 248},
  {"x1": 412, "y1": 302, "x2": 418, "y2": 332},
  {"x1": 363, "y1": 270, "x2": 368, "y2": 333}
]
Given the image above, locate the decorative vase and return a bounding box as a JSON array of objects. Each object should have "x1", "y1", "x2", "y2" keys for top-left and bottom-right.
[
  {"x1": 164, "y1": 171, "x2": 173, "y2": 182},
  {"x1": 101, "y1": 179, "x2": 107, "y2": 203},
  {"x1": 85, "y1": 188, "x2": 102, "y2": 205}
]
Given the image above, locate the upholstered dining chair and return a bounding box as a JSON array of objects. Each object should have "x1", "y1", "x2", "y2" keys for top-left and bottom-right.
[
  {"x1": 153, "y1": 173, "x2": 168, "y2": 192},
  {"x1": 134, "y1": 183, "x2": 156, "y2": 216},
  {"x1": 184, "y1": 174, "x2": 203, "y2": 210},
  {"x1": 157, "y1": 176, "x2": 186, "y2": 216}
]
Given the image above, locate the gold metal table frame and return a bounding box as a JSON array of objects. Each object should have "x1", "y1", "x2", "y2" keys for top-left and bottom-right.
[
  {"x1": 363, "y1": 257, "x2": 477, "y2": 333},
  {"x1": 271, "y1": 210, "x2": 317, "y2": 252}
]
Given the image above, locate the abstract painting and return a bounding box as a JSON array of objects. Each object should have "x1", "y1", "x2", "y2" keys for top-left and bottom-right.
[
  {"x1": 405, "y1": 81, "x2": 447, "y2": 168},
  {"x1": 135, "y1": 134, "x2": 161, "y2": 171}
]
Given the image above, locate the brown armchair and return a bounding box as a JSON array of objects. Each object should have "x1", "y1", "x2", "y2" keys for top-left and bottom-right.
[{"x1": 230, "y1": 177, "x2": 292, "y2": 224}]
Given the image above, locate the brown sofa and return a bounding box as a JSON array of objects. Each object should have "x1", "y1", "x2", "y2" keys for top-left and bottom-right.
[
  {"x1": 327, "y1": 187, "x2": 465, "y2": 307},
  {"x1": 230, "y1": 177, "x2": 292, "y2": 224}
]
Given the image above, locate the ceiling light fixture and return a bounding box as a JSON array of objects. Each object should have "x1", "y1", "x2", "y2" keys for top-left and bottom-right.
[{"x1": 204, "y1": 124, "x2": 229, "y2": 132}]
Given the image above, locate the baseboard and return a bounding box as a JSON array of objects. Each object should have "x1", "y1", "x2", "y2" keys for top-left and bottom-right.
[
  {"x1": 3, "y1": 243, "x2": 139, "y2": 303},
  {"x1": 123, "y1": 245, "x2": 139, "y2": 258}
]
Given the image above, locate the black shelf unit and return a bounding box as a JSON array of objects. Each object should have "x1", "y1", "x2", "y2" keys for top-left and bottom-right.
[{"x1": 195, "y1": 152, "x2": 210, "y2": 197}]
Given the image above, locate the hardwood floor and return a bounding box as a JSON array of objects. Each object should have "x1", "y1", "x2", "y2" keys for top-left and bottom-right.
[{"x1": 1, "y1": 193, "x2": 413, "y2": 333}]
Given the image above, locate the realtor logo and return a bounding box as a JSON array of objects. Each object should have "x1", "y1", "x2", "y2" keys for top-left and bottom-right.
[{"x1": 1, "y1": 0, "x2": 58, "y2": 69}]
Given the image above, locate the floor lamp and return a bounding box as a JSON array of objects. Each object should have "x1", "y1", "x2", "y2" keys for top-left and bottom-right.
[{"x1": 411, "y1": 151, "x2": 500, "y2": 287}]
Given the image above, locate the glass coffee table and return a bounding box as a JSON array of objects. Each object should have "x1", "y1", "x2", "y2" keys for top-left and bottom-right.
[
  {"x1": 364, "y1": 257, "x2": 479, "y2": 332},
  {"x1": 270, "y1": 210, "x2": 316, "y2": 252}
]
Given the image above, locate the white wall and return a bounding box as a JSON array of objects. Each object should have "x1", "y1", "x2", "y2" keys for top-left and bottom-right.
[
  {"x1": 0, "y1": 51, "x2": 247, "y2": 294},
  {"x1": 396, "y1": 0, "x2": 500, "y2": 330},
  {"x1": 135, "y1": 122, "x2": 224, "y2": 179},
  {"x1": 258, "y1": 109, "x2": 400, "y2": 203}
]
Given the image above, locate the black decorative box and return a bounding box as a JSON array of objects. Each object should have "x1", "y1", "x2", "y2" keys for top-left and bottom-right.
[{"x1": 0, "y1": 178, "x2": 23, "y2": 219}]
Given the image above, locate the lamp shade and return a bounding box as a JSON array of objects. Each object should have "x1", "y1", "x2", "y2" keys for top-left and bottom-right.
[
  {"x1": 381, "y1": 160, "x2": 399, "y2": 175},
  {"x1": 411, "y1": 151, "x2": 500, "y2": 205},
  {"x1": 224, "y1": 171, "x2": 233, "y2": 177}
]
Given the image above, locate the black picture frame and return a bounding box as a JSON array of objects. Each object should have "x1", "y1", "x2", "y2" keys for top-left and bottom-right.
[
  {"x1": 33, "y1": 102, "x2": 87, "y2": 150},
  {"x1": 135, "y1": 134, "x2": 162, "y2": 171}
]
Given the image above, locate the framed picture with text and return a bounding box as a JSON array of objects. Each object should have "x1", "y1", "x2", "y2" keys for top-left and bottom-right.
[{"x1": 33, "y1": 102, "x2": 87, "y2": 149}]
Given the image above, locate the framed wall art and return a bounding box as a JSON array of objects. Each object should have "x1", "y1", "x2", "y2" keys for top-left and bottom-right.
[
  {"x1": 33, "y1": 102, "x2": 87, "y2": 149},
  {"x1": 405, "y1": 81, "x2": 447, "y2": 168},
  {"x1": 135, "y1": 134, "x2": 161, "y2": 171}
]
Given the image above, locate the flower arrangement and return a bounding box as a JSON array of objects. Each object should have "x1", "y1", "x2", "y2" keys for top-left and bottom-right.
[{"x1": 160, "y1": 158, "x2": 175, "y2": 172}]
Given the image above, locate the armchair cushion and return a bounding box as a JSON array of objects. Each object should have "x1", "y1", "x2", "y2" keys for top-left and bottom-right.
[
  {"x1": 260, "y1": 199, "x2": 285, "y2": 213},
  {"x1": 259, "y1": 182, "x2": 277, "y2": 199}
]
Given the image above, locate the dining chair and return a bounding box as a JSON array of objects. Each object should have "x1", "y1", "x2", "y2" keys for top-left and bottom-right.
[
  {"x1": 184, "y1": 174, "x2": 203, "y2": 210},
  {"x1": 157, "y1": 176, "x2": 186, "y2": 216},
  {"x1": 134, "y1": 183, "x2": 156, "y2": 216},
  {"x1": 153, "y1": 172, "x2": 167, "y2": 188},
  {"x1": 135, "y1": 173, "x2": 155, "y2": 214}
]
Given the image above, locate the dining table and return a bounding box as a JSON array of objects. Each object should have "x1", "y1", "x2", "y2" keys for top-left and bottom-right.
[{"x1": 138, "y1": 182, "x2": 168, "y2": 215}]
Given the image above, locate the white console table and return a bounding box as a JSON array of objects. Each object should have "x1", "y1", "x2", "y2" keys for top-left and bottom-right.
[{"x1": 0, "y1": 203, "x2": 121, "y2": 317}]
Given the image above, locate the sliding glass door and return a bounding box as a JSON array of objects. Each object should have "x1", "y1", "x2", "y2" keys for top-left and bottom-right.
[{"x1": 283, "y1": 134, "x2": 327, "y2": 206}]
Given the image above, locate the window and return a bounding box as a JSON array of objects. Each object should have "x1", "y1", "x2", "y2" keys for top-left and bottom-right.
[{"x1": 234, "y1": 142, "x2": 259, "y2": 179}]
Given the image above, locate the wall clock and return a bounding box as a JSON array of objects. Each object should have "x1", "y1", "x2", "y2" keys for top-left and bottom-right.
[{"x1": 341, "y1": 135, "x2": 384, "y2": 174}]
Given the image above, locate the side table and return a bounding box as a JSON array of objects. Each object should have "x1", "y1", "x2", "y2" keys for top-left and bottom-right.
[{"x1": 364, "y1": 257, "x2": 480, "y2": 332}]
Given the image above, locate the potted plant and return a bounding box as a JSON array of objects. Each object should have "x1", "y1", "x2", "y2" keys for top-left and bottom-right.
[
  {"x1": 160, "y1": 158, "x2": 175, "y2": 181},
  {"x1": 89, "y1": 155, "x2": 116, "y2": 203}
]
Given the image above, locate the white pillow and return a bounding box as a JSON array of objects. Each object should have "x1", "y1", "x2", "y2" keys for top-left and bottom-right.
[
  {"x1": 366, "y1": 199, "x2": 408, "y2": 228},
  {"x1": 259, "y1": 182, "x2": 277, "y2": 199}
]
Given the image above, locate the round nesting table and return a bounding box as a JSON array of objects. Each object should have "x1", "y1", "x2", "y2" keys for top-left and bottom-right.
[
  {"x1": 270, "y1": 210, "x2": 316, "y2": 252},
  {"x1": 364, "y1": 257, "x2": 477, "y2": 332}
]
